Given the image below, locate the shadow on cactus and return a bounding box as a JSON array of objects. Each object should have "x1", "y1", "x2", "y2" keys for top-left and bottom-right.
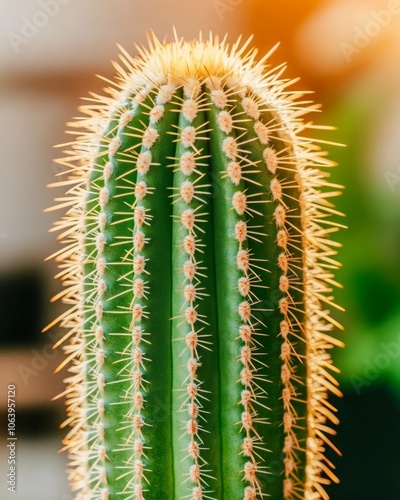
[{"x1": 47, "y1": 32, "x2": 344, "y2": 500}]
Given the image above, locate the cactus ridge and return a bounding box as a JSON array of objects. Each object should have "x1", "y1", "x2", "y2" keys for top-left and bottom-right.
[{"x1": 48, "y1": 33, "x2": 344, "y2": 500}]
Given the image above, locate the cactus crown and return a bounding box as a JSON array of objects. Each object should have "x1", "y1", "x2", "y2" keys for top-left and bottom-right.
[{"x1": 48, "y1": 33, "x2": 343, "y2": 500}]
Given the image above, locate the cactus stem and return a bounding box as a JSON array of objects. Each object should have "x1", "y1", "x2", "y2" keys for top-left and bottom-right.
[{"x1": 49, "y1": 32, "x2": 344, "y2": 500}]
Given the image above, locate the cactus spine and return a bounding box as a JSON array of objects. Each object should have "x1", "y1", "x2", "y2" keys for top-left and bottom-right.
[{"x1": 49, "y1": 33, "x2": 343, "y2": 500}]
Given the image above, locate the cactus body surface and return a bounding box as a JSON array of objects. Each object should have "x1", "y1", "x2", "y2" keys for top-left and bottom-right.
[{"x1": 49, "y1": 33, "x2": 344, "y2": 500}]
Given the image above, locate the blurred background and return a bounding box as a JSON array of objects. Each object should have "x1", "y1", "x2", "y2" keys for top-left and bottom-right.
[{"x1": 1, "y1": 0, "x2": 399, "y2": 498}]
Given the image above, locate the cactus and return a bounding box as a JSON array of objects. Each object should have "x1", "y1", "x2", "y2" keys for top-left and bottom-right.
[{"x1": 48, "y1": 33, "x2": 344, "y2": 500}]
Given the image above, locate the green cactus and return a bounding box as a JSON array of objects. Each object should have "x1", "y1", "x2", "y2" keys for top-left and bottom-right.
[{"x1": 48, "y1": 33, "x2": 343, "y2": 500}]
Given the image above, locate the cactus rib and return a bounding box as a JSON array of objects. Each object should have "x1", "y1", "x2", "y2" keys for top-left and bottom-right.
[{"x1": 48, "y1": 32, "x2": 343, "y2": 500}]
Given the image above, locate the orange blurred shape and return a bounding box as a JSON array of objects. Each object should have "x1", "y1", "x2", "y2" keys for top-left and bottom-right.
[
  {"x1": 235, "y1": 0, "x2": 326, "y2": 90},
  {"x1": 236, "y1": 0, "x2": 400, "y2": 93}
]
